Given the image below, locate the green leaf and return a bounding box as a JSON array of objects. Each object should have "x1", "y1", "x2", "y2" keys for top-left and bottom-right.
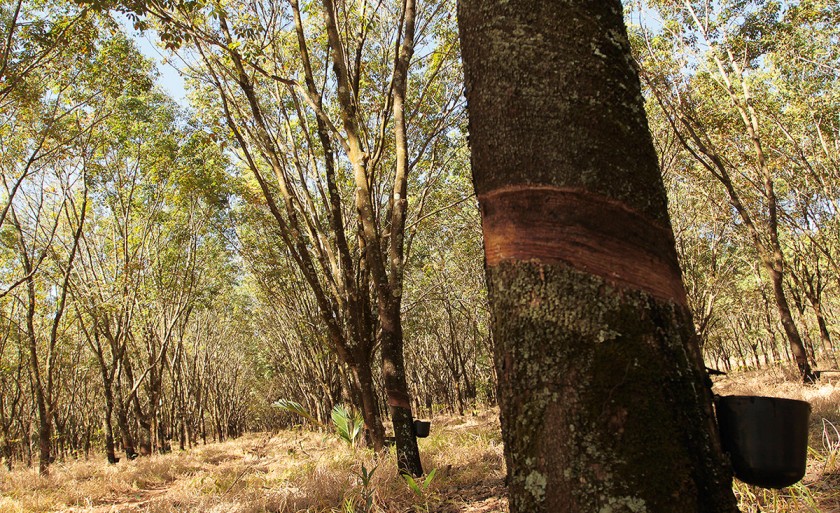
[
  {"x1": 331, "y1": 404, "x2": 363, "y2": 445},
  {"x1": 273, "y1": 399, "x2": 324, "y2": 428},
  {"x1": 423, "y1": 468, "x2": 437, "y2": 490},
  {"x1": 402, "y1": 474, "x2": 422, "y2": 496},
  {"x1": 402, "y1": 468, "x2": 437, "y2": 496}
]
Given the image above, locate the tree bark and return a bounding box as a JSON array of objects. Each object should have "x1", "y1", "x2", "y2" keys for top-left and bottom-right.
[
  {"x1": 381, "y1": 300, "x2": 422, "y2": 475},
  {"x1": 796, "y1": 263, "x2": 836, "y2": 363},
  {"x1": 380, "y1": 0, "x2": 424, "y2": 476},
  {"x1": 813, "y1": 299, "x2": 835, "y2": 357},
  {"x1": 767, "y1": 234, "x2": 814, "y2": 380},
  {"x1": 102, "y1": 378, "x2": 118, "y2": 464},
  {"x1": 349, "y1": 359, "x2": 386, "y2": 451},
  {"x1": 15, "y1": 209, "x2": 52, "y2": 475},
  {"x1": 24, "y1": 274, "x2": 52, "y2": 476},
  {"x1": 114, "y1": 372, "x2": 137, "y2": 459},
  {"x1": 457, "y1": 1, "x2": 739, "y2": 511},
  {"x1": 318, "y1": 0, "x2": 423, "y2": 476},
  {"x1": 2, "y1": 438, "x2": 12, "y2": 471}
]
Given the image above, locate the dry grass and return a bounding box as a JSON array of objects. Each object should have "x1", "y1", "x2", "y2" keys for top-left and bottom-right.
[
  {"x1": 0, "y1": 410, "x2": 505, "y2": 513},
  {"x1": 4, "y1": 369, "x2": 840, "y2": 512}
]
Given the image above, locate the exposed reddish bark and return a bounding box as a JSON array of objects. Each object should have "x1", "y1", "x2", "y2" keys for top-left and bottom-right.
[{"x1": 480, "y1": 186, "x2": 686, "y2": 304}]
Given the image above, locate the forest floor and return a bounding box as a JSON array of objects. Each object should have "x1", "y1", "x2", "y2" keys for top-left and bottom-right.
[
  {"x1": 2, "y1": 366, "x2": 840, "y2": 512},
  {"x1": 0, "y1": 409, "x2": 506, "y2": 513}
]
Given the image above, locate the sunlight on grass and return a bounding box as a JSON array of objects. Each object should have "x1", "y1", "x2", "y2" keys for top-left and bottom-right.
[
  {"x1": 5, "y1": 371, "x2": 840, "y2": 512},
  {"x1": 0, "y1": 418, "x2": 505, "y2": 512}
]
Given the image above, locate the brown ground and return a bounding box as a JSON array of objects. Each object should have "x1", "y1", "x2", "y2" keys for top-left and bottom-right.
[
  {"x1": 1, "y1": 410, "x2": 507, "y2": 513},
  {"x1": 4, "y1": 368, "x2": 840, "y2": 512}
]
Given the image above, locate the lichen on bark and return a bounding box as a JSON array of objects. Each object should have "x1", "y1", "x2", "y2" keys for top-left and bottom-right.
[{"x1": 487, "y1": 261, "x2": 737, "y2": 512}]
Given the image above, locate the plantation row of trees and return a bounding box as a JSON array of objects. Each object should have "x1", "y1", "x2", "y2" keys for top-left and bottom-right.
[
  {"x1": 1, "y1": 0, "x2": 838, "y2": 480},
  {"x1": 0, "y1": 0, "x2": 492, "y2": 475},
  {"x1": 628, "y1": 0, "x2": 840, "y2": 379},
  {"x1": 0, "y1": 9, "x2": 259, "y2": 472}
]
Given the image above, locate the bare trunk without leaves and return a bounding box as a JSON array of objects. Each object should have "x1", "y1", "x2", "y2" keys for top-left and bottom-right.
[
  {"x1": 12, "y1": 177, "x2": 87, "y2": 475},
  {"x1": 458, "y1": 1, "x2": 739, "y2": 510}
]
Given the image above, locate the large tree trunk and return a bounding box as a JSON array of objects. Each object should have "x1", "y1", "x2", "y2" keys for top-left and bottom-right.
[{"x1": 457, "y1": 1, "x2": 739, "y2": 511}]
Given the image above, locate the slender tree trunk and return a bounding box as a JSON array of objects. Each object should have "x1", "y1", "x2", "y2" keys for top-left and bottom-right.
[
  {"x1": 816, "y1": 309, "x2": 832, "y2": 352},
  {"x1": 24, "y1": 420, "x2": 31, "y2": 467},
  {"x1": 24, "y1": 278, "x2": 51, "y2": 475},
  {"x1": 102, "y1": 379, "x2": 118, "y2": 464},
  {"x1": 458, "y1": 1, "x2": 739, "y2": 511},
  {"x1": 115, "y1": 370, "x2": 137, "y2": 460},
  {"x1": 13, "y1": 213, "x2": 50, "y2": 474},
  {"x1": 123, "y1": 357, "x2": 153, "y2": 456},
  {"x1": 769, "y1": 327, "x2": 782, "y2": 363},
  {"x1": 349, "y1": 360, "x2": 385, "y2": 451},
  {"x1": 381, "y1": 301, "x2": 422, "y2": 475},
  {"x1": 649, "y1": 8, "x2": 815, "y2": 382},
  {"x1": 2, "y1": 424, "x2": 13, "y2": 471},
  {"x1": 792, "y1": 294, "x2": 818, "y2": 365},
  {"x1": 84, "y1": 424, "x2": 92, "y2": 459},
  {"x1": 34, "y1": 391, "x2": 51, "y2": 474},
  {"x1": 381, "y1": 0, "x2": 423, "y2": 477},
  {"x1": 179, "y1": 414, "x2": 187, "y2": 451},
  {"x1": 721, "y1": 349, "x2": 732, "y2": 372},
  {"x1": 811, "y1": 299, "x2": 836, "y2": 363},
  {"x1": 151, "y1": 412, "x2": 159, "y2": 454},
  {"x1": 136, "y1": 419, "x2": 151, "y2": 455},
  {"x1": 768, "y1": 263, "x2": 816, "y2": 379}
]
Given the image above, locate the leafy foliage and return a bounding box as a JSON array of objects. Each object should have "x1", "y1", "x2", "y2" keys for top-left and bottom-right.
[
  {"x1": 331, "y1": 404, "x2": 364, "y2": 446},
  {"x1": 272, "y1": 399, "x2": 325, "y2": 428}
]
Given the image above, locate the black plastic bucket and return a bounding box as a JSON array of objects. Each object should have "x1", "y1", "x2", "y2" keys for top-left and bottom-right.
[
  {"x1": 414, "y1": 420, "x2": 431, "y2": 438},
  {"x1": 716, "y1": 395, "x2": 811, "y2": 488}
]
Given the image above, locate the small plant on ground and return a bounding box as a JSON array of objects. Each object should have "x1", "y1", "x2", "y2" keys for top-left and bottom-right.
[
  {"x1": 273, "y1": 399, "x2": 324, "y2": 427},
  {"x1": 335, "y1": 463, "x2": 378, "y2": 513},
  {"x1": 332, "y1": 404, "x2": 364, "y2": 447},
  {"x1": 273, "y1": 399, "x2": 365, "y2": 447},
  {"x1": 402, "y1": 468, "x2": 437, "y2": 512},
  {"x1": 357, "y1": 463, "x2": 377, "y2": 513}
]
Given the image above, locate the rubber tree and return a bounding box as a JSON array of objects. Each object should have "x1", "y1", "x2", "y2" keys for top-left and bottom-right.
[
  {"x1": 108, "y1": 0, "x2": 461, "y2": 477},
  {"x1": 457, "y1": 1, "x2": 740, "y2": 511},
  {"x1": 631, "y1": 0, "x2": 823, "y2": 382}
]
